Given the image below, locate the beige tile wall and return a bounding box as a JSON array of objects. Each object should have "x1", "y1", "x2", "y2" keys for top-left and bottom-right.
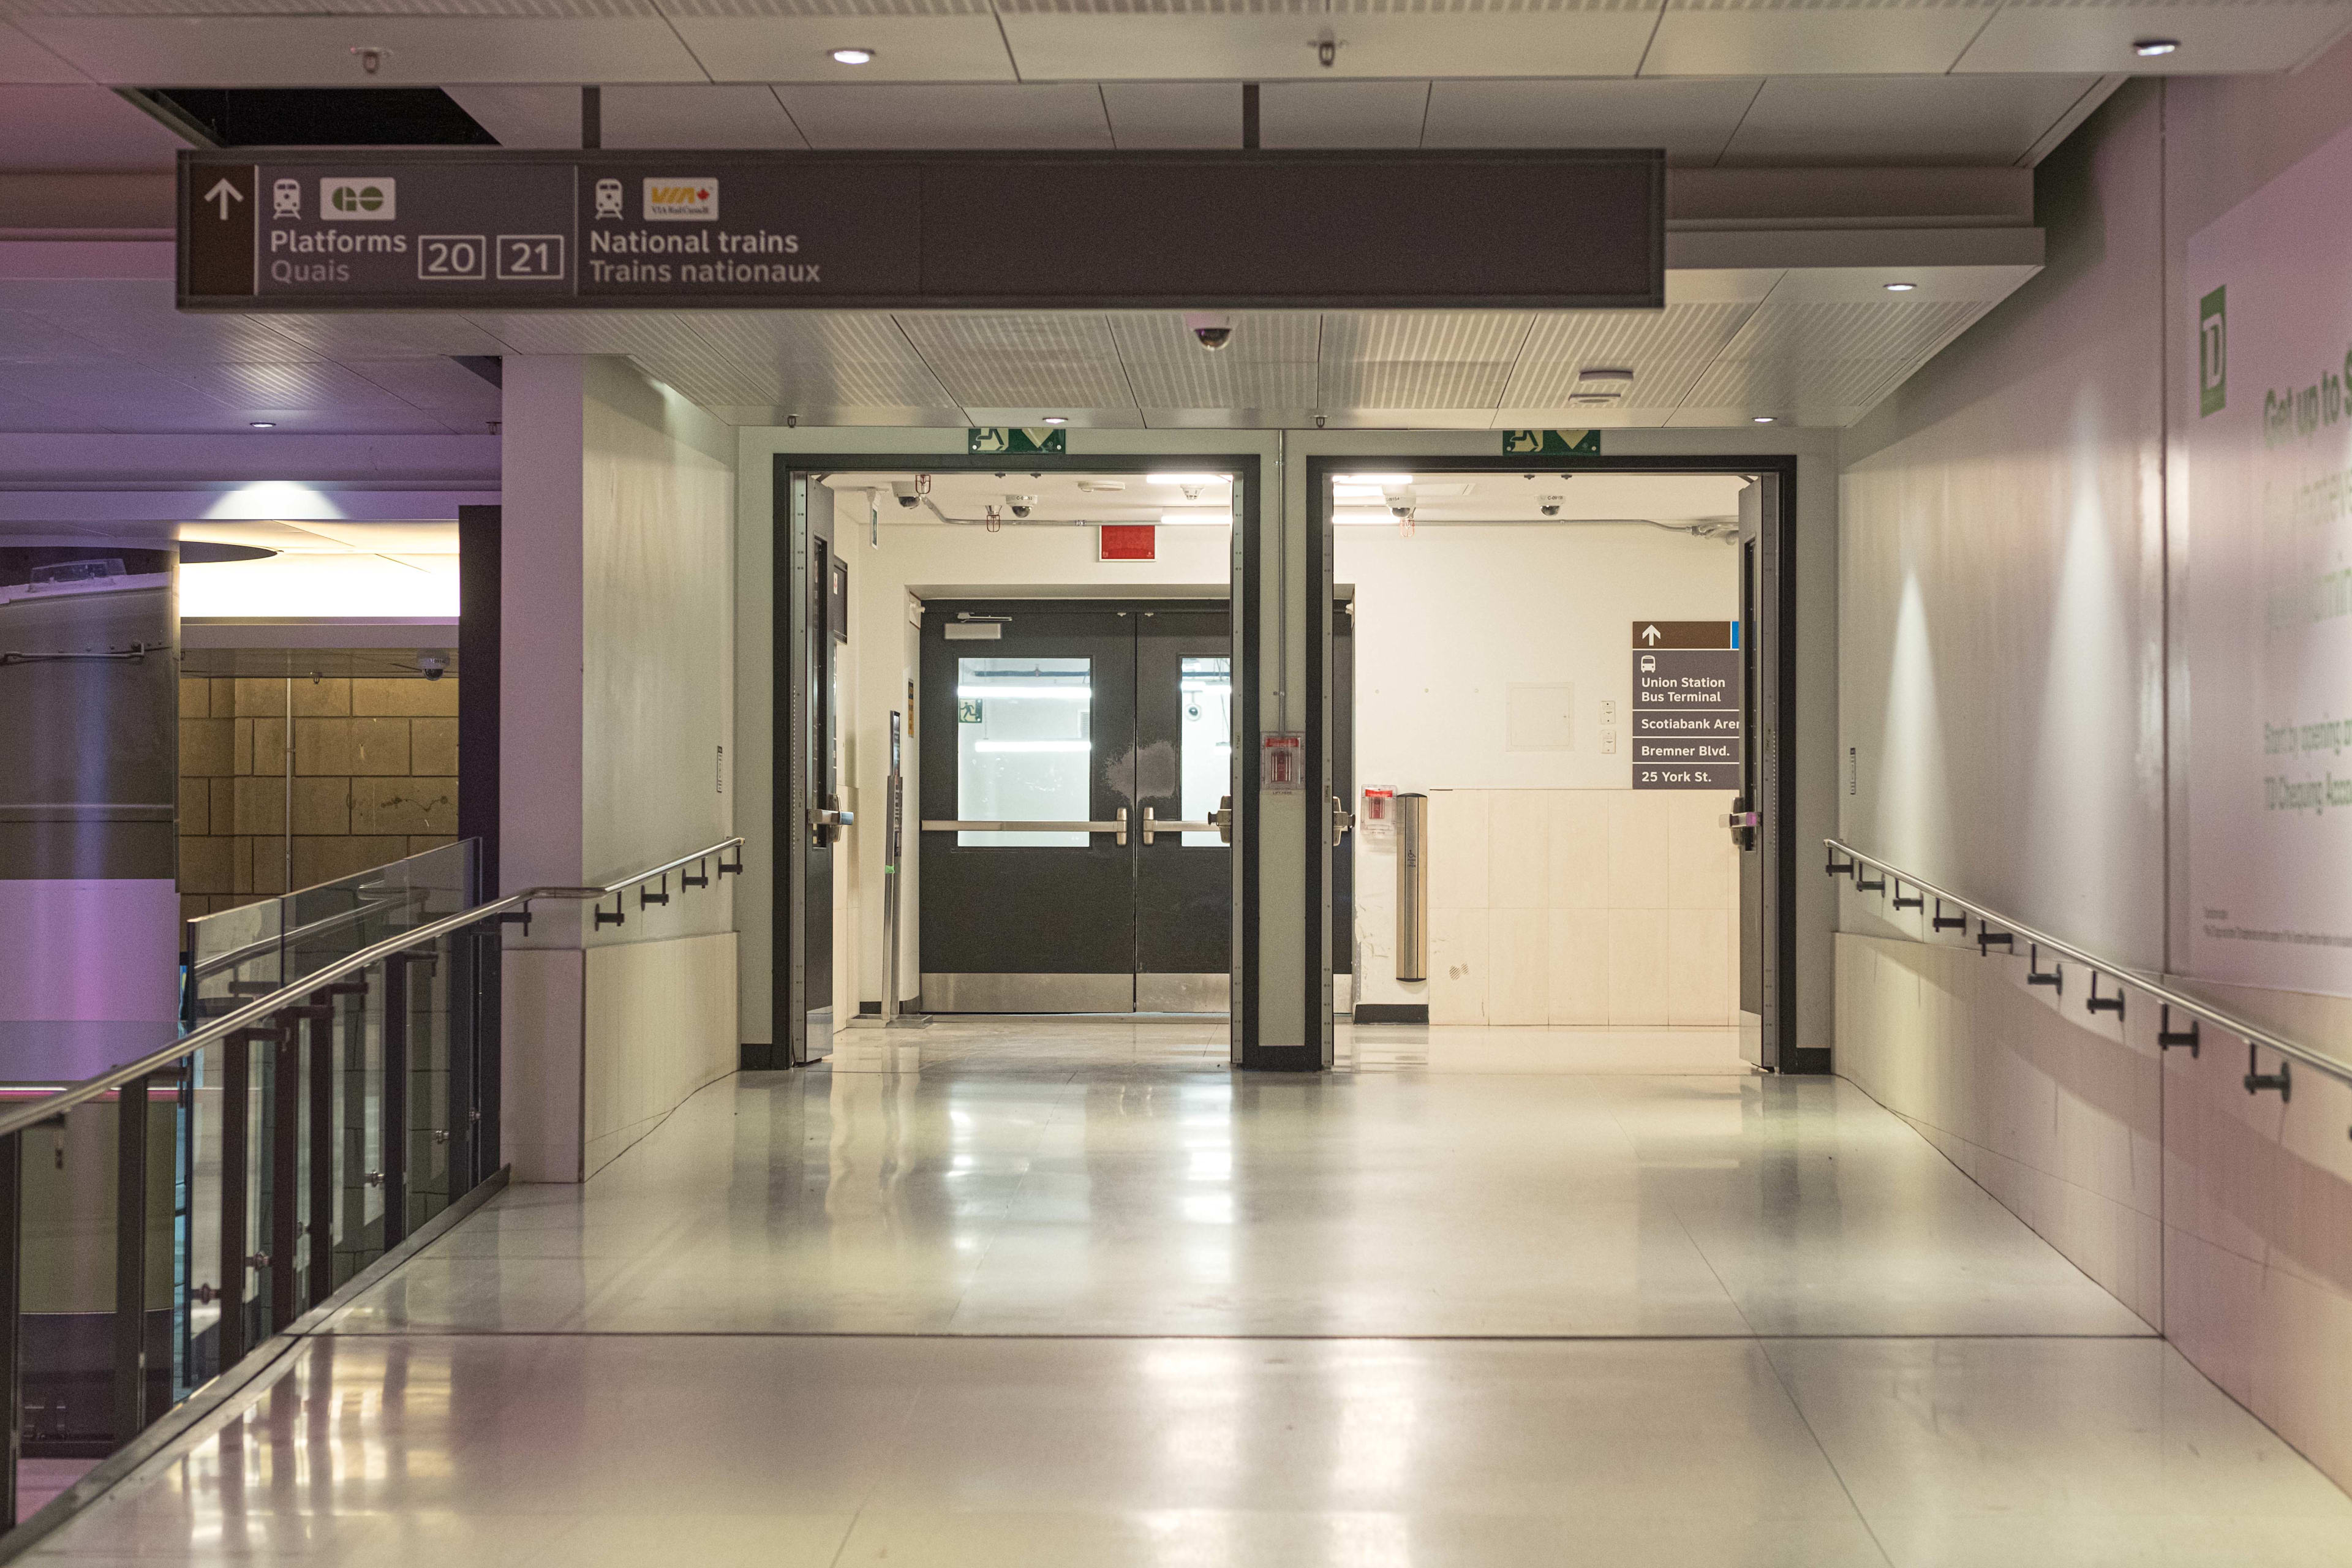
[
  {"x1": 177, "y1": 674, "x2": 460, "y2": 920},
  {"x1": 1428, "y1": 790, "x2": 1739, "y2": 1027}
]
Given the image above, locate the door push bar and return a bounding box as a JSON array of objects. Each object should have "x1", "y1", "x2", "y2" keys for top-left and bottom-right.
[
  {"x1": 921, "y1": 807, "x2": 1129, "y2": 845},
  {"x1": 1142, "y1": 806, "x2": 1218, "y2": 844}
]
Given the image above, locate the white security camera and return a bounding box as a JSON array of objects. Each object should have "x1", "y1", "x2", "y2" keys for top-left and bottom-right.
[
  {"x1": 1183, "y1": 312, "x2": 1236, "y2": 351},
  {"x1": 891, "y1": 480, "x2": 922, "y2": 510},
  {"x1": 1007, "y1": 493, "x2": 1038, "y2": 519}
]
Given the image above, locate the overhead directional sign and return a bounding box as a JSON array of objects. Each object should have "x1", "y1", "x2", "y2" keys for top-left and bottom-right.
[
  {"x1": 179, "y1": 148, "x2": 1664, "y2": 313},
  {"x1": 1631, "y1": 619, "x2": 1741, "y2": 790}
]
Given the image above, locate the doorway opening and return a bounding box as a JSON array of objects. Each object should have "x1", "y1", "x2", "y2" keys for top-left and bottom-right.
[
  {"x1": 1314, "y1": 458, "x2": 1800, "y2": 1074},
  {"x1": 771, "y1": 458, "x2": 1256, "y2": 1066}
]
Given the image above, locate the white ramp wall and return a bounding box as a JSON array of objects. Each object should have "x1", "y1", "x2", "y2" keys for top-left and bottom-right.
[
  {"x1": 503, "y1": 356, "x2": 738, "y2": 1183},
  {"x1": 1838, "y1": 60, "x2": 2352, "y2": 1495}
]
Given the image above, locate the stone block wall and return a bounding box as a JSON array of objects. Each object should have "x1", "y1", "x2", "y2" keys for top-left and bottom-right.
[{"x1": 176, "y1": 673, "x2": 459, "y2": 919}]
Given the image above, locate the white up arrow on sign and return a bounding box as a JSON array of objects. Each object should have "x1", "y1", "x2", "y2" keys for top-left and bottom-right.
[
  {"x1": 1642, "y1": 624, "x2": 1661, "y2": 645},
  {"x1": 204, "y1": 178, "x2": 244, "y2": 221}
]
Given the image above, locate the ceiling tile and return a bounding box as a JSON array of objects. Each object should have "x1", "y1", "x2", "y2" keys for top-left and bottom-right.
[
  {"x1": 1320, "y1": 311, "x2": 1531, "y2": 366},
  {"x1": 1107, "y1": 311, "x2": 1318, "y2": 408},
  {"x1": 1956, "y1": 2, "x2": 2352, "y2": 76},
  {"x1": 1102, "y1": 81, "x2": 1240, "y2": 149},
  {"x1": 17, "y1": 17, "x2": 708, "y2": 86},
  {"x1": 895, "y1": 313, "x2": 1135, "y2": 409},
  {"x1": 14, "y1": 280, "x2": 312, "y2": 362},
  {"x1": 998, "y1": 8, "x2": 1662, "y2": 82},
  {"x1": 0, "y1": 21, "x2": 89, "y2": 83},
  {"x1": 1422, "y1": 78, "x2": 1762, "y2": 166},
  {"x1": 1718, "y1": 74, "x2": 2106, "y2": 167},
  {"x1": 1716, "y1": 296, "x2": 1985, "y2": 362},
  {"x1": 667, "y1": 12, "x2": 1016, "y2": 84},
  {"x1": 1259, "y1": 80, "x2": 1430, "y2": 149},
  {"x1": 1643, "y1": 2, "x2": 1994, "y2": 77},
  {"x1": 1514, "y1": 301, "x2": 1759, "y2": 366},
  {"x1": 0, "y1": 84, "x2": 183, "y2": 168},
  {"x1": 342, "y1": 358, "x2": 503, "y2": 423},
  {"x1": 773, "y1": 83, "x2": 1114, "y2": 149}
]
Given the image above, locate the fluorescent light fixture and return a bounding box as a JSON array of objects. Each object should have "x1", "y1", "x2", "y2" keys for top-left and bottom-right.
[
  {"x1": 956, "y1": 685, "x2": 1091, "y2": 701},
  {"x1": 1335, "y1": 508, "x2": 1404, "y2": 524},
  {"x1": 1042, "y1": 415, "x2": 1068, "y2": 424},
  {"x1": 1752, "y1": 415, "x2": 1777, "y2": 424},
  {"x1": 830, "y1": 47, "x2": 875, "y2": 63},
  {"x1": 1159, "y1": 510, "x2": 1230, "y2": 525},
  {"x1": 1335, "y1": 473, "x2": 1412, "y2": 485},
  {"x1": 1145, "y1": 472, "x2": 1229, "y2": 485},
  {"x1": 1883, "y1": 282, "x2": 1917, "y2": 293},
  {"x1": 2134, "y1": 37, "x2": 2178, "y2": 56},
  {"x1": 974, "y1": 740, "x2": 1090, "y2": 753},
  {"x1": 248, "y1": 421, "x2": 276, "y2": 428},
  {"x1": 203, "y1": 481, "x2": 342, "y2": 521},
  {"x1": 1332, "y1": 484, "x2": 1385, "y2": 502}
]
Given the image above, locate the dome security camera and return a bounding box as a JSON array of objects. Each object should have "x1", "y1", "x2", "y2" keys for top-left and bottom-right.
[
  {"x1": 417, "y1": 652, "x2": 450, "y2": 682},
  {"x1": 891, "y1": 480, "x2": 922, "y2": 510},
  {"x1": 1006, "y1": 494, "x2": 1038, "y2": 519},
  {"x1": 1183, "y1": 312, "x2": 1236, "y2": 351}
]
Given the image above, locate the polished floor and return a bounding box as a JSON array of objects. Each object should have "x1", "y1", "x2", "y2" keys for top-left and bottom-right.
[{"x1": 25, "y1": 1021, "x2": 2352, "y2": 1567}]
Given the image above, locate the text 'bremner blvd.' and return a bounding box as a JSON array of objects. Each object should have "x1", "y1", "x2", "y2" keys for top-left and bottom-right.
[{"x1": 1631, "y1": 621, "x2": 1742, "y2": 790}]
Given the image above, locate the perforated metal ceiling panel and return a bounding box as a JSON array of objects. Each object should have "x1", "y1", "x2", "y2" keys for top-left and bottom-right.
[{"x1": 896, "y1": 313, "x2": 1139, "y2": 408}]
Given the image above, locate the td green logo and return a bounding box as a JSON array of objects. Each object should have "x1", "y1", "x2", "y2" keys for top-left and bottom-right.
[{"x1": 2199, "y1": 285, "x2": 2226, "y2": 416}]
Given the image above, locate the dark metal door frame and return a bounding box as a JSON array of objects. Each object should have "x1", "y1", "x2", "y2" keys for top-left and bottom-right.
[
  {"x1": 1303, "y1": 453, "x2": 1807, "y2": 1074},
  {"x1": 772, "y1": 452, "x2": 1262, "y2": 1063}
]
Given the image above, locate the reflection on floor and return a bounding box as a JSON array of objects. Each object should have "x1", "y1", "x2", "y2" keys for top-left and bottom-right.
[{"x1": 27, "y1": 1019, "x2": 2352, "y2": 1567}]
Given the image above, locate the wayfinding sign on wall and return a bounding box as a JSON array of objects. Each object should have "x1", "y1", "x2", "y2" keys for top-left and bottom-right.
[
  {"x1": 1630, "y1": 620, "x2": 1741, "y2": 790},
  {"x1": 179, "y1": 149, "x2": 1664, "y2": 312}
]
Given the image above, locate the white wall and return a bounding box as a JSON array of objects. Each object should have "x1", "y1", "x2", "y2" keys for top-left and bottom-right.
[
  {"x1": 501, "y1": 356, "x2": 737, "y2": 1182},
  {"x1": 1835, "y1": 55, "x2": 2352, "y2": 1497},
  {"x1": 1336, "y1": 520, "x2": 1740, "y2": 1019}
]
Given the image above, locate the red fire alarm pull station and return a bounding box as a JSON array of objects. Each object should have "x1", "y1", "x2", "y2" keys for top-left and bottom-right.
[{"x1": 1099, "y1": 524, "x2": 1156, "y2": 561}]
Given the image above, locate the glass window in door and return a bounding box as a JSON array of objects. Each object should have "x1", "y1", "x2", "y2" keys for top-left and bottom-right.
[
  {"x1": 1179, "y1": 655, "x2": 1232, "y2": 846},
  {"x1": 957, "y1": 656, "x2": 1093, "y2": 846}
]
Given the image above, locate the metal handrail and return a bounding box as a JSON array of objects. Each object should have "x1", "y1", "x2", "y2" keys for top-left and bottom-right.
[
  {"x1": 0, "y1": 834, "x2": 746, "y2": 1142},
  {"x1": 1826, "y1": 836, "x2": 2352, "y2": 1103}
]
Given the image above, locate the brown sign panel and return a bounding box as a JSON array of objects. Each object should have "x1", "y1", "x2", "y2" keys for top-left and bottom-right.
[
  {"x1": 1631, "y1": 620, "x2": 1735, "y2": 649},
  {"x1": 184, "y1": 162, "x2": 254, "y2": 300},
  {"x1": 180, "y1": 148, "x2": 1664, "y2": 312}
]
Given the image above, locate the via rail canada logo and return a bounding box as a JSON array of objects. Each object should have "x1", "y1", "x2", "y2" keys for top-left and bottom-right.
[
  {"x1": 320, "y1": 177, "x2": 395, "y2": 221},
  {"x1": 644, "y1": 178, "x2": 718, "y2": 221}
]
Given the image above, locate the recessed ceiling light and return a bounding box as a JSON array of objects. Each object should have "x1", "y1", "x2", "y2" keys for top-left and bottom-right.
[
  {"x1": 831, "y1": 47, "x2": 875, "y2": 64},
  {"x1": 1752, "y1": 416, "x2": 1776, "y2": 424},
  {"x1": 249, "y1": 421, "x2": 276, "y2": 428},
  {"x1": 2134, "y1": 37, "x2": 2179, "y2": 57},
  {"x1": 1042, "y1": 415, "x2": 1068, "y2": 425},
  {"x1": 1883, "y1": 281, "x2": 1917, "y2": 292}
]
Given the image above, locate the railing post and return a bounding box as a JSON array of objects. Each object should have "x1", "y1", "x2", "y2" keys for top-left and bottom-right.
[
  {"x1": 113, "y1": 1072, "x2": 149, "y2": 1447},
  {"x1": 383, "y1": 955, "x2": 409, "y2": 1249},
  {"x1": 0, "y1": 1129, "x2": 21, "y2": 1531},
  {"x1": 219, "y1": 1027, "x2": 267, "y2": 1371},
  {"x1": 268, "y1": 1012, "x2": 317, "y2": 1332}
]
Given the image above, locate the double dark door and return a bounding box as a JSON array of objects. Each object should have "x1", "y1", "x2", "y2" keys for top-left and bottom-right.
[{"x1": 919, "y1": 601, "x2": 1231, "y2": 1013}]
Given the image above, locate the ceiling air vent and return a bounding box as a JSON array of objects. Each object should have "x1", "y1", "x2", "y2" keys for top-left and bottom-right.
[{"x1": 1570, "y1": 366, "x2": 1634, "y2": 407}]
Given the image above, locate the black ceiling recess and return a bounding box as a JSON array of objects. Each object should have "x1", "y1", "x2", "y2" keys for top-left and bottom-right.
[{"x1": 141, "y1": 88, "x2": 498, "y2": 148}]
